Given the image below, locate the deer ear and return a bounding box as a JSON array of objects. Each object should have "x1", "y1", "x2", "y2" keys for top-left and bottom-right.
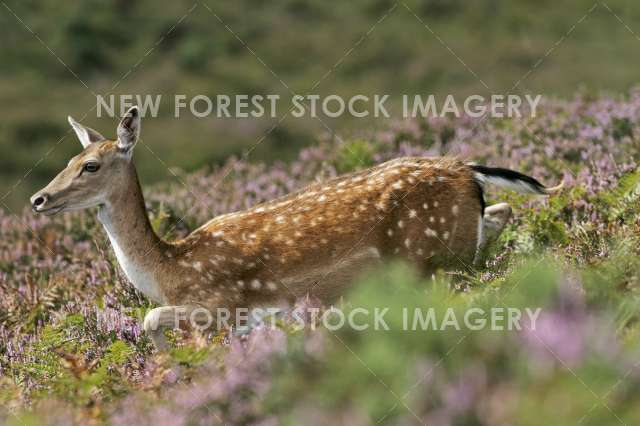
[
  {"x1": 68, "y1": 116, "x2": 106, "y2": 149},
  {"x1": 117, "y1": 106, "x2": 140, "y2": 153}
]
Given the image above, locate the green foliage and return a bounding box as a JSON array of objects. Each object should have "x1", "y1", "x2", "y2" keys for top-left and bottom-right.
[
  {"x1": 169, "y1": 345, "x2": 209, "y2": 366},
  {"x1": 149, "y1": 202, "x2": 172, "y2": 236},
  {"x1": 12, "y1": 315, "x2": 133, "y2": 405},
  {"x1": 333, "y1": 139, "x2": 375, "y2": 173},
  {"x1": 269, "y1": 259, "x2": 640, "y2": 424},
  {"x1": 3, "y1": 0, "x2": 640, "y2": 209},
  {"x1": 603, "y1": 168, "x2": 640, "y2": 222},
  {"x1": 612, "y1": 117, "x2": 634, "y2": 140},
  {"x1": 4, "y1": 118, "x2": 640, "y2": 422}
]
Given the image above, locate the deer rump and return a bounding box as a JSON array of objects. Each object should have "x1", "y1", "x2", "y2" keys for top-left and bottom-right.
[{"x1": 194, "y1": 158, "x2": 561, "y2": 303}]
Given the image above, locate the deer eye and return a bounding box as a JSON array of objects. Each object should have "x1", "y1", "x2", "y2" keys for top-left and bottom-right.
[{"x1": 83, "y1": 162, "x2": 100, "y2": 173}]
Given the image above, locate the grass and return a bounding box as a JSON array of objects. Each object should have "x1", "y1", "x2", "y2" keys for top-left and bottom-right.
[{"x1": 3, "y1": 0, "x2": 640, "y2": 210}]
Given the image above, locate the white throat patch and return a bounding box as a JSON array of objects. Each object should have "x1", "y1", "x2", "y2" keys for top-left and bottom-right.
[{"x1": 98, "y1": 208, "x2": 164, "y2": 303}]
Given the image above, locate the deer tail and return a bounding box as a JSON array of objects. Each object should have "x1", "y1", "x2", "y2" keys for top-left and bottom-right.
[{"x1": 469, "y1": 164, "x2": 564, "y2": 195}]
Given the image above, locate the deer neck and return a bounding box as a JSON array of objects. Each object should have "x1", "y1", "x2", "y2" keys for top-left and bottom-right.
[{"x1": 97, "y1": 165, "x2": 167, "y2": 303}]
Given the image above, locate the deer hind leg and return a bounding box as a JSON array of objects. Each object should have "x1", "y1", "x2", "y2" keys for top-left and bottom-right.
[
  {"x1": 143, "y1": 305, "x2": 199, "y2": 350},
  {"x1": 474, "y1": 202, "x2": 512, "y2": 265}
]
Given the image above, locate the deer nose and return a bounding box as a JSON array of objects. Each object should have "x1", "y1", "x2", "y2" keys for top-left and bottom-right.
[{"x1": 31, "y1": 193, "x2": 48, "y2": 211}]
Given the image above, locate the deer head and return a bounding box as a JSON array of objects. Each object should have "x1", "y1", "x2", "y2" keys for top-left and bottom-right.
[{"x1": 30, "y1": 106, "x2": 141, "y2": 215}]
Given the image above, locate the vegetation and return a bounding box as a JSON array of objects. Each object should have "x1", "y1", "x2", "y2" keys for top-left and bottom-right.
[
  {"x1": 1, "y1": 92, "x2": 640, "y2": 424},
  {"x1": 2, "y1": 0, "x2": 640, "y2": 209}
]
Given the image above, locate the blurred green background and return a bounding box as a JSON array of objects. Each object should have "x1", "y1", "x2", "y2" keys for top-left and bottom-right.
[{"x1": 1, "y1": 0, "x2": 639, "y2": 210}]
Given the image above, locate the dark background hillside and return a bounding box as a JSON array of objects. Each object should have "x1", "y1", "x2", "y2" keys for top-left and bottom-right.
[{"x1": 1, "y1": 0, "x2": 639, "y2": 210}]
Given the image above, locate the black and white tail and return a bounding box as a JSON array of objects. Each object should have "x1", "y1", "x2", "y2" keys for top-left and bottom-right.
[{"x1": 469, "y1": 164, "x2": 564, "y2": 195}]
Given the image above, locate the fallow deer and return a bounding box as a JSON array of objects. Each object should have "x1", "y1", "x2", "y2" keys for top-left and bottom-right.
[{"x1": 31, "y1": 106, "x2": 562, "y2": 348}]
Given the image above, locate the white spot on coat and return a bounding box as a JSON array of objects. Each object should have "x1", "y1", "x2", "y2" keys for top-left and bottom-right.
[{"x1": 425, "y1": 228, "x2": 438, "y2": 237}]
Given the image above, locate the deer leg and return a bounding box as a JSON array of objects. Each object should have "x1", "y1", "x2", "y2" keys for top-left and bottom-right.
[
  {"x1": 475, "y1": 202, "x2": 512, "y2": 265},
  {"x1": 143, "y1": 305, "x2": 196, "y2": 350}
]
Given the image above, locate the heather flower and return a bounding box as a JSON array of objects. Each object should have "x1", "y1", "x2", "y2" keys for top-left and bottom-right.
[{"x1": 3, "y1": 92, "x2": 640, "y2": 423}]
